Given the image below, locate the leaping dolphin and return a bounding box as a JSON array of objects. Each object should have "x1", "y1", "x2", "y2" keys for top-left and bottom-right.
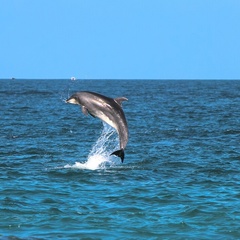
[{"x1": 66, "y1": 91, "x2": 129, "y2": 162}]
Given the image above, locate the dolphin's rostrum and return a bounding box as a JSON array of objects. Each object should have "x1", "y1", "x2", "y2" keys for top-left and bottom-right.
[{"x1": 66, "y1": 91, "x2": 129, "y2": 162}]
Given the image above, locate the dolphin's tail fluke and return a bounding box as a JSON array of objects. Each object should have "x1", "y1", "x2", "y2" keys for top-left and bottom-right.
[{"x1": 110, "y1": 149, "x2": 125, "y2": 163}]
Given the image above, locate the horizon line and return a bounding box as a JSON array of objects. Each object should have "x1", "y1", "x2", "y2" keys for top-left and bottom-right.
[{"x1": 1, "y1": 78, "x2": 240, "y2": 81}]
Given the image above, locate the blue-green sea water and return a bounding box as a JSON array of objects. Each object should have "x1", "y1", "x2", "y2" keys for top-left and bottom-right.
[{"x1": 0, "y1": 79, "x2": 240, "y2": 239}]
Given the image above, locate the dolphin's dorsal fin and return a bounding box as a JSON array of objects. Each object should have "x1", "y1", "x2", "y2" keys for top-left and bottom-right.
[{"x1": 114, "y1": 97, "x2": 128, "y2": 107}]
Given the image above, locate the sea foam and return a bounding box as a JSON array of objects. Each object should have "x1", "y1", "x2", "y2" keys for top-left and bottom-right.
[{"x1": 64, "y1": 123, "x2": 118, "y2": 170}]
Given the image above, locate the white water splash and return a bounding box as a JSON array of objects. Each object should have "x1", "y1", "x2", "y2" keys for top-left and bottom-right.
[{"x1": 64, "y1": 123, "x2": 119, "y2": 170}]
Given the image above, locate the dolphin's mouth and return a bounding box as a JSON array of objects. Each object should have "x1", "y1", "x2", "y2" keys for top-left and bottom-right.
[
  {"x1": 66, "y1": 98, "x2": 78, "y2": 104},
  {"x1": 65, "y1": 97, "x2": 71, "y2": 103}
]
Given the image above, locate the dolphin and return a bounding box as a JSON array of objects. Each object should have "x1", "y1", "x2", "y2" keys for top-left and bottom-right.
[{"x1": 66, "y1": 91, "x2": 129, "y2": 162}]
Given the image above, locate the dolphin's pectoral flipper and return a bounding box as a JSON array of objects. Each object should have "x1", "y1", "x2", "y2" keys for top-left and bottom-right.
[
  {"x1": 81, "y1": 106, "x2": 88, "y2": 116},
  {"x1": 88, "y1": 112, "x2": 96, "y2": 118},
  {"x1": 114, "y1": 97, "x2": 128, "y2": 107},
  {"x1": 81, "y1": 106, "x2": 96, "y2": 118},
  {"x1": 110, "y1": 149, "x2": 125, "y2": 163}
]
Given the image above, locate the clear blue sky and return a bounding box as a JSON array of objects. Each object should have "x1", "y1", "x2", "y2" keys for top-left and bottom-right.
[{"x1": 1, "y1": 0, "x2": 240, "y2": 79}]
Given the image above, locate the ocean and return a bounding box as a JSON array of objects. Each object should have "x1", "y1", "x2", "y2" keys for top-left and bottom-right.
[{"x1": 0, "y1": 79, "x2": 240, "y2": 239}]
